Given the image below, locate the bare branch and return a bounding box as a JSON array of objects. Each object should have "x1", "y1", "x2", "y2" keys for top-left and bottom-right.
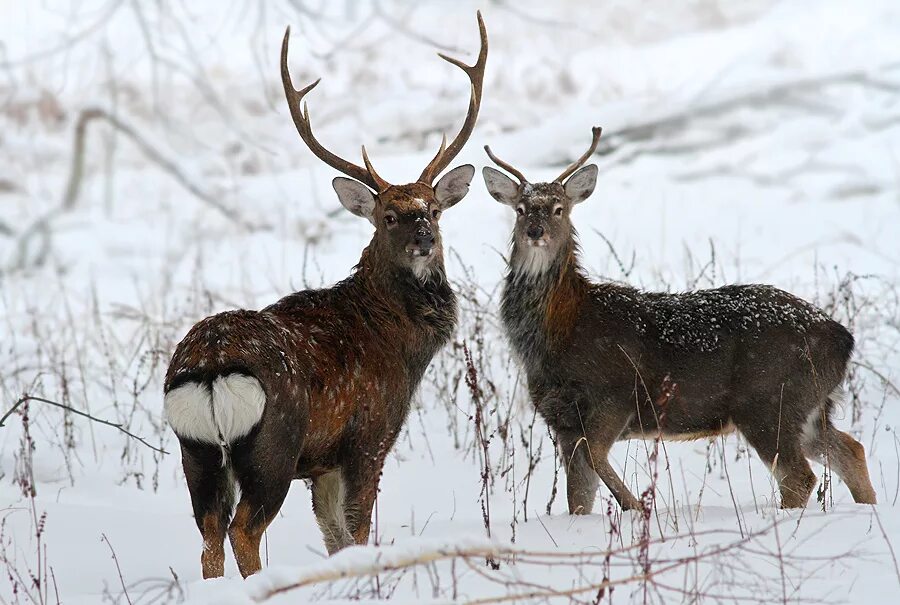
[
  {"x1": 62, "y1": 107, "x2": 262, "y2": 229},
  {"x1": 0, "y1": 395, "x2": 169, "y2": 455}
]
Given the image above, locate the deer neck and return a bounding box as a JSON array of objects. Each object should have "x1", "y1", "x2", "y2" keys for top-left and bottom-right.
[
  {"x1": 353, "y1": 237, "x2": 456, "y2": 345},
  {"x1": 503, "y1": 233, "x2": 588, "y2": 360}
]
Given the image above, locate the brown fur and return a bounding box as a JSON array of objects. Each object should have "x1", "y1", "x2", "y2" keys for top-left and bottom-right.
[
  {"x1": 166, "y1": 183, "x2": 459, "y2": 578},
  {"x1": 543, "y1": 249, "x2": 588, "y2": 347},
  {"x1": 200, "y1": 512, "x2": 227, "y2": 579}
]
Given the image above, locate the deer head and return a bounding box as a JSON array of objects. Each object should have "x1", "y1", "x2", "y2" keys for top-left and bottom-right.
[
  {"x1": 281, "y1": 13, "x2": 488, "y2": 280},
  {"x1": 483, "y1": 127, "x2": 601, "y2": 276}
]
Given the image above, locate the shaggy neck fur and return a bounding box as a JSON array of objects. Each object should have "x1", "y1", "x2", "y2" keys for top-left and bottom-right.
[
  {"x1": 352, "y1": 236, "x2": 456, "y2": 358},
  {"x1": 502, "y1": 230, "x2": 588, "y2": 366}
]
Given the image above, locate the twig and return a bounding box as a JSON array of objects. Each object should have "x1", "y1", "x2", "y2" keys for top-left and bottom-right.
[
  {"x1": 463, "y1": 342, "x2": 500, "y2": 570},
  {"x1": 0, "y1": 395, "x2": 168, "y2": 454},
  {"x1": 101, "y1": 533, "x2": 133, "y2": 605},
  {"x1": 533, "y1": 512, "x2": 558, "y2": 548},
  {"x1": 851, "y1": 360, "x2": 900, "y2": 398},
  {"x1": 871, "y1": 506, "x2": 900, "y2": 588}
]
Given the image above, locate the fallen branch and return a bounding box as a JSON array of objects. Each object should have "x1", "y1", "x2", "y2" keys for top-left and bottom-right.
[
  {"x1": 0, "y1": 395, "x2": 168, "y2": 455},
  {"x1": 260, "y1": 543, "x2": 502, "y2": 600},
  {"x1": 258, "y1": 519, "x2": 822, "y2": 602}
]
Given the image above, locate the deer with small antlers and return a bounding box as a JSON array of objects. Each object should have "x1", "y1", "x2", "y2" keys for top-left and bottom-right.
[
  {"x1": 483, "y1": 127, "x2": 876, "y2": 513},
  {"x1": 164, "y1": 14, "x2": 487, "y2": 578}
]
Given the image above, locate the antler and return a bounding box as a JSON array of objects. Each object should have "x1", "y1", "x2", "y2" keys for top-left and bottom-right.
[
  {"x1": 553, "y1": 126, "x2": 602, "y2": 183},
  {"x1": 280, "y1": 27, "x2": 390, "y2": 192},
  {"x1": 484, "y1": 144, "x2": 528, "y2": 185},
  {"x1": 418, "y1": 11, "x2": 489, "y2": 185}
]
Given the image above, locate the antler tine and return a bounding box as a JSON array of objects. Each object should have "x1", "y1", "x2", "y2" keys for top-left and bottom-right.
[
  {"x1": 419, "y1": 133, "x2": 448, "y2": 182},
  {"x1": 361, "y1": 146, "x2": 390, "y2": 192},
  {"x1": 418, "y1": 11, "x2": 489, "y2": 185},
  {"x1": 280, "y1": 27, "x2": 387, "y2": 192},
  {"x1": 553, "y1": 126, "x2": 603, "y2": 184},
  {"x1": 484, "y1": 145, "x2": 527, "y2": 186}
]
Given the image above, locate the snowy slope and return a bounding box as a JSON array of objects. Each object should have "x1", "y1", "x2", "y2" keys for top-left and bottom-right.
[{"x1": 1, "y1": 1, "x2": 899, "y2": 603}]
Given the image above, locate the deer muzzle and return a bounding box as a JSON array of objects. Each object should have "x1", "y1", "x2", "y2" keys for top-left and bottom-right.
[
  {"x1": 407, "y1": 225, "x2": 435, "y2": 257},
  {"x1": 525, "y1": 223, "x2": 547, "y2": 246}
]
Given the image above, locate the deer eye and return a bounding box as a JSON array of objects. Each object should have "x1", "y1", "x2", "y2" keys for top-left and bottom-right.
[
  {"x1": 554, "y1": 206, "x2": 563, "y2": 216},
  {"x1": 384, "y1": 214, "x2": 397, "y2": 226},
  {"x1": 431, "y1": 208, "x2": 441, "y2": 220},
  {"x1": 516, "y1": 206, "x2": 525, "y2": 216}
]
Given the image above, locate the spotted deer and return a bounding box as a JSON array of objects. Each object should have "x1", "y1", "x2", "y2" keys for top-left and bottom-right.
[
  {"x1": 164, "y1": 14, "x2": 487, "y2": 578},
  {"x1": 482, "y1": 127, "x2": 876, "y2": 513}
]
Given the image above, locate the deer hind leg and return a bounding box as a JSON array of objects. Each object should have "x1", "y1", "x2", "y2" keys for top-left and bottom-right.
[
  {"x1": 181, "y1": 441, "x2": 236, "y2": 579},
  {"x1": 800, "y1": 410, "x2": 877, "y2": 504},
  {"x1": 738, "y1": 419, "x2": 817, "y2": 509},
  {"x1": 826, "y1": 429, "x2": 876, "y2": 503},
  {"x1": 311, "y1": 470, "x2": 355, "y2": 555},
  {"x1": 558, "y1": 430, "x2": 600, "y2": 514},
  {"x1": 774, "y1": 446, "x2": 817, "y2": 508},
  {"x1": 227, "y1": 477, "x2": 291, "y2": 578},
  {"x1": 227, "y1": 429, "x2": 297, "y2": 577}
]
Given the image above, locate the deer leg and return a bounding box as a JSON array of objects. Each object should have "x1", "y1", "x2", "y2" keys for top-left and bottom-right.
[
  {"x1": 558, "y1": 430, "x2": 600, "y2": 514},
  {"x1": 227, "y1": 427, "x2": 297, "y2": 578},
  {"x1": 802, "y1": 419, "x2": 877, "y2": 504},
  {"x1": 181, "y1": 441, "x2": 235, "y2": 579},
  {"x1": 341, "y1": 456, "x2": 386, "y2": 547},
  {"x1": 583, "y1": 421, "x2": 642, "y2": 511},
  {"x1": 826, "y1": 429, "x2": 877, "y2": 504},
  {"x1": 740, "y1": 422, "x2": 816, "y2": 508},
  {"x1": 227, "y1": 479, "x2": 291, "y2": 578},
  {"x1": 774, "y1": 447, "x2": 817, "y2": 508},
  {"x1": 311, "y1": 470, "x2": 355, "y2": 555}
]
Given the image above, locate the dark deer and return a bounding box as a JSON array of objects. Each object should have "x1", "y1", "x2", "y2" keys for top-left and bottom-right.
[
  {"x1": 483, "y1": 127, "x2": 876, "y2": 513},
  {"x1": 164, "y1": 14, "x2": 487, "y2": 578}
]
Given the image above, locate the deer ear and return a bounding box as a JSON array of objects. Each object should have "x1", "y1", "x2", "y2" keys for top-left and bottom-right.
[
  {"x1": 482, "y1": 167, "x2": 520, "y2": 206},
  {"x1": 434, "y1": 164, "x2": 475, "y2": 210},
  {"x1": 333, "y1": 177, "x2": 377, "y2": 224},
  {"x1": 563, "y1": 165, "x2": 598, "y2": 205}
]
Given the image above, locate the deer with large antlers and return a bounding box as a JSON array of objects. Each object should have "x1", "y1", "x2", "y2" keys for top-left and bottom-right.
[
  {"x1": 483, "y1": 127, "x2": 876, "y2": 513},
  {"x1": 164, "y1": 14, "x2": 487, "y2": 578}
]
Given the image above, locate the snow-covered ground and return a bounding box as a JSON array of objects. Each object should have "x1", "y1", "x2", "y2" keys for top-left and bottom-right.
[{"x1": 1, "y1": 1, "x2": 899, "y2": 603}]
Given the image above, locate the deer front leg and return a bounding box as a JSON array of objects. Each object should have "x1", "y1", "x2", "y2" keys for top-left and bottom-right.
[
  {"x1": 558, "y1": 429, "x2": 600, "y2": 514},
  {"x1": 584, "y1": 419, "x2": 642, "y2": 512},
  {"x1": 341, "y1": 454, "x2": 386, "y2": 546},
  {"x1": 311, "y1": 470, "x2": 355, "y2": 555}
]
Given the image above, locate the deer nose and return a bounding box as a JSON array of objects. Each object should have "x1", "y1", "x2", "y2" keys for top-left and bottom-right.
[
  {"x1": 414, "y1": 226, "x2": 435, "y2": 249},
  {"x1": 526, "y1": 224, "x2": 544, "y2": 240}
]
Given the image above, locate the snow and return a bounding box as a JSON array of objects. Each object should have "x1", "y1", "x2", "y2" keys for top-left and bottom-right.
[{"x1": 1, "y1": 0, "x2": 899, "y2": 603}]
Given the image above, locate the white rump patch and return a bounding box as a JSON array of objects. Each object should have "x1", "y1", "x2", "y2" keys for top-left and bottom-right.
[
  {"x1": 211, "y1": 374, "x2": 266, "y2": 442},
  {"x1": 164, "y1": 374, "x2": 265, "y2": 444},
  {"x1": 164, "y1": 382, "x2": 217, "y2": 442}
]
